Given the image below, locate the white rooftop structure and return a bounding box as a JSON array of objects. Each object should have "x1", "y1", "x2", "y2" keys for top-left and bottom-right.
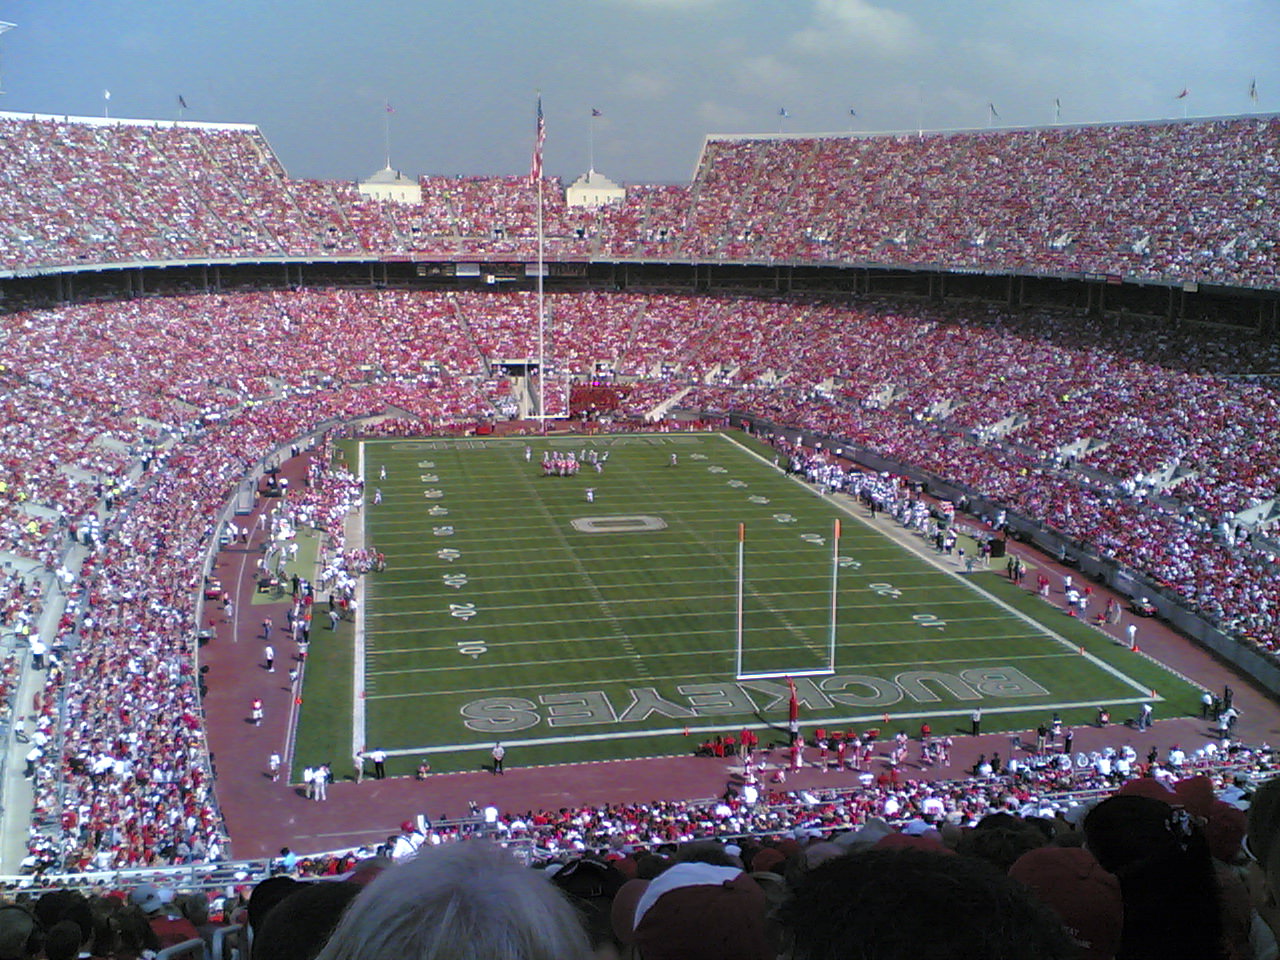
[
  {"x1": 565, "y1": 168, "x2": 625, "y2": 208},
  {"x1": 357, "y1": 165, "x2": 421, "y2": 204}
]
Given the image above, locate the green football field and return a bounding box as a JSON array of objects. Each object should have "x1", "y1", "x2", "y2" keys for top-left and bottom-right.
[{"x1": 292, "y1": 431, "x2": 1199, "y2": 776}]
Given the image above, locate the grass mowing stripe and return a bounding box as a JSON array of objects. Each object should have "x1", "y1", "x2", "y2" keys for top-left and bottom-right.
[{"x1": 285, "y1": 433, "x2": 1200, "y2": 776}]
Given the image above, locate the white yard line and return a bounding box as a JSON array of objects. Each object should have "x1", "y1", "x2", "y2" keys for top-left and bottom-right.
[
  {"x1": 368, "y1": 648, "x2": 1073, "y2": 679},
  {"x1": 363, "y1": 591, "x2": 994, "y2": 616},
  {"x1": 366, "y1": 628, "x2": 1049, "y2": 660},
  {"x1": 372, "y1": 556, "x2": 914, "y2": 581},
  {"x1": 365, "y1": 607, "x2": 1036, "y2": 636}
]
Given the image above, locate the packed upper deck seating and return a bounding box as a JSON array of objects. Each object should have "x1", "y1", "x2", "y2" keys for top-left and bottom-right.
[
  {"x1": 683, "y1": 118, "x2": 1280, "y2": 288},
  {"x1": 0, "y1": 113, "x2": 1275, "y2": 289}
]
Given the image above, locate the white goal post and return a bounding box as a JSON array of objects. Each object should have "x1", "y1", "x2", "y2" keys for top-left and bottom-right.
[{"x1": 734, "y1": 519, "x2": 840, "y2": 681}]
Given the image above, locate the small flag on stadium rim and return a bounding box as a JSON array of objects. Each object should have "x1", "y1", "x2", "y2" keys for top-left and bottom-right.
[
  {"x1": 848, "y1": 108, "x2": 857, "y2": 117},
  {"x1": 529, "y1": 94, "x2": 545, "y2": 185},
  {"x1": 386, "y1": 101, "x2": 394, "y2": 113},
  {"x1": 1175, "y1": 87, "x2": 1189, "y2": 99},
  {"x1": 591, "y1": 107, "x2": 602, "y2": 117},
  {"x1": 1250, "y1": 78, "x2": 1258, "y2": 102},
  {"x1": 778, "y1": 107, "x2": 789, "y2": 118},
  {"x1": 988, "y1": 101, "x2": 999, "y2": 119},
  {"x1": 103, "y1": 88, "x2": 111, "y2": 100},
  {"x1": 178, "y1": 94, "x2": 188, "y2": 110}
]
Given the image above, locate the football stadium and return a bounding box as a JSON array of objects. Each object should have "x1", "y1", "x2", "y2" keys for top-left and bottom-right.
[{"x1": 0, "y1": 7, "x2": 1279, "y2": 957}]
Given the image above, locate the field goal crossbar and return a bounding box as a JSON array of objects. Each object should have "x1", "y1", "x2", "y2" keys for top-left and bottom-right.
[{"x1": 733, "y1": 518, "x2": 841, "y2": 682}]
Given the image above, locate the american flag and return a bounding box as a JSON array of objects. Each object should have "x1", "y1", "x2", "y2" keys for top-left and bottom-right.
[{"x1": 529, "y1": 96, "x2": 545, "y2": 186}]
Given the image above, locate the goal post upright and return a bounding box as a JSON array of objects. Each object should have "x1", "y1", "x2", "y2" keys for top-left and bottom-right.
[
  {"x1": 828, "y1": 517, "x2": 840, "y2": 671},
  {"x1": 734, "y1": 521, "x2": 745, "y2": 678}
]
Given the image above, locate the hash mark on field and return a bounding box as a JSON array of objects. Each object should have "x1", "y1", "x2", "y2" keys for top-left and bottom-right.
[
  {"x1": 512, "y1": 463, "x2": 650, "y2": 678},
  {"x1": 368, "y1": 628, "x2": 1047, "y2": 659},
  {"x1": 366, "y1": 647, "x2": 1075, "y2": 681},
  {"x1": 621, "y1": 467, "x2": 827, "y2": 664}
]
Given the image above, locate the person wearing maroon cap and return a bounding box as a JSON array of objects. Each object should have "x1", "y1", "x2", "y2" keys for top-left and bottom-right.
[
  {"x1": 1009, "y1": 846, "x2": 1123, "y2": 960},
  {"x1": 612, "y1": 861, "x2": 774, "y2": 960},
  {"x1": 780, "y1": 848, "x2": 1075, "y2": 959}
]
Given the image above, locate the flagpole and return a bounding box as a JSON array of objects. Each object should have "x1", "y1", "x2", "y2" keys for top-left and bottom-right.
[
  {"x1": 735, "y1": 523, "x2": 745, "y2": 677},
  {"x1": 537, "y1": 176, "x2": 545, "y2": 429},
  {"x1": 588, "y1": 110, "x2": 595, "y2": 174},
  {"x1": 384, "y1": 103, "x2": 392, "y2": 169},
  {"x1": 536, "y1": 100, "x2": 546, "y2": 433}
]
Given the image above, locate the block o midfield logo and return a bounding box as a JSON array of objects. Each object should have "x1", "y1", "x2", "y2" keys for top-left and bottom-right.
[{"x1": 570, "y1": 514, "x2": 668, "y2": 534}]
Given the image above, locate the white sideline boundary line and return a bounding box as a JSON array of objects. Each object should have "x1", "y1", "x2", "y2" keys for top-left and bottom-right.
[
  {"x1": 717, "y1": 432, "x2": 1162, "y2": 701},
  {"x1": 381, "y1": 696, "x2": 1156, "y2": 757}
]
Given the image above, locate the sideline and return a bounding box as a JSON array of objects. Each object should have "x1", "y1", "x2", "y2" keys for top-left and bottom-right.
[
  {"x1": 718, "y1": 432, "x2": 1163, "y2": 700},
  {"x1": 378, "y1": 694, "x2": 1156, "y2": 758}
]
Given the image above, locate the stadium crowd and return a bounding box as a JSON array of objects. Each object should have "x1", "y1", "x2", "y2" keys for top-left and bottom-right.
[
  {"x1": 682, "y1": 118, "x2": 1280, "y2": 289},
  {"x1": 0, "y1": 113, "x2": 1277, "y2": 289},
  {"x1": 0, "y1": 104, "x2": 1279, "y2": 960},
  {"x1": 2, "y1": 286, "x2": 1280, "y2": 874},
  {"x1": 3, "y1": 757, "x2": 1279, "y2": 960}
]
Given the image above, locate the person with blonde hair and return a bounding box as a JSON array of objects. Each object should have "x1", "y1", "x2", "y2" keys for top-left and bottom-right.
[{"x1": 313, "y1": 841, "x2": 591, "y2": 960}]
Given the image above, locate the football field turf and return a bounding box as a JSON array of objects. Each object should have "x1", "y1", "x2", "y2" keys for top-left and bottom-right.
[{"x1": 292, "y1": 432, "x2": 1200, "y2": 776}]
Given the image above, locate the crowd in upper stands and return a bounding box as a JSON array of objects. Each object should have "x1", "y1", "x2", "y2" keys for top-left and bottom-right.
[{"x1": 0, "y1": 112, "x2": 1277, "y2": 289}]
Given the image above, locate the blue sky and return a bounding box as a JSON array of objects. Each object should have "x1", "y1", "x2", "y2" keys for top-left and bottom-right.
[{"x1": 0, "y1": 0, "x2": 1275, "y2": 185}]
